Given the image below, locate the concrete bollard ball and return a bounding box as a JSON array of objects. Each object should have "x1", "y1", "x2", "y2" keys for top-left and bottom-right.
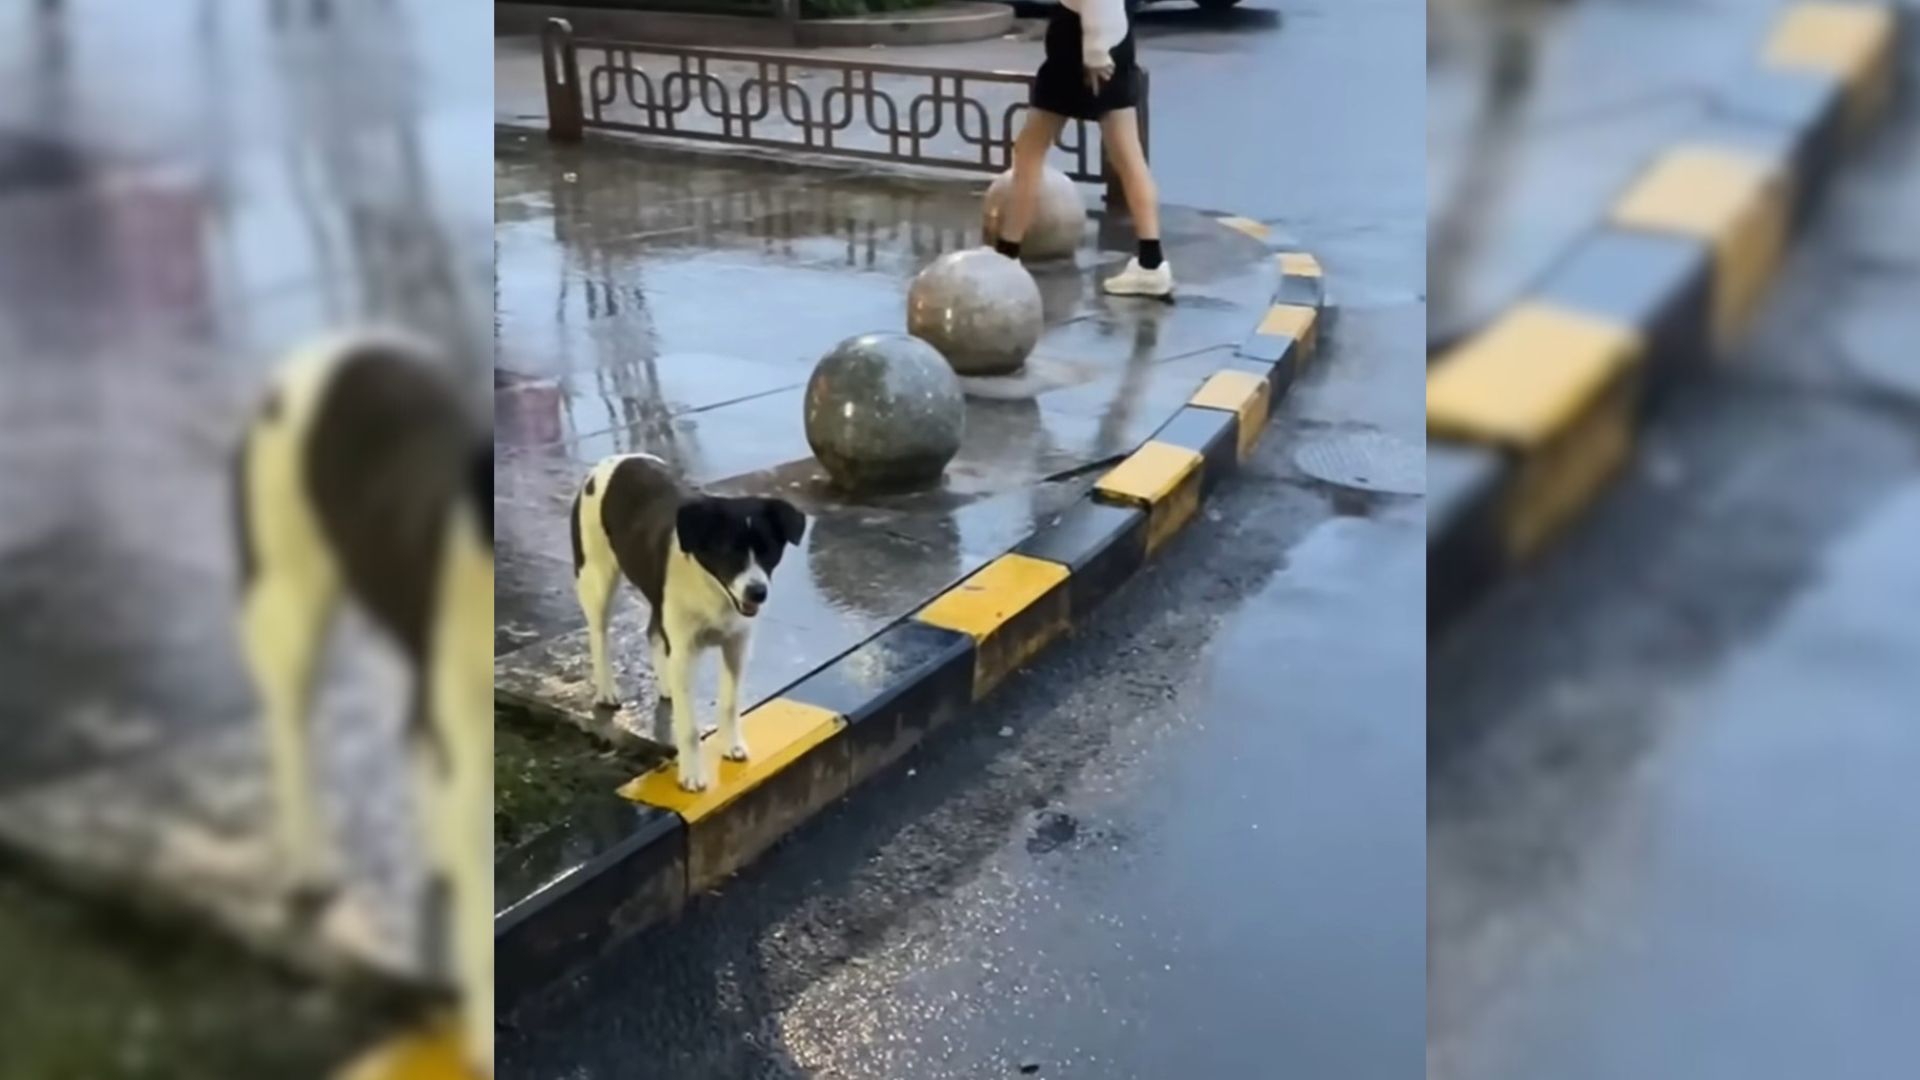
[
  {"x1": 805, "y1": 332, "x2": 965, "y2": 492},
  {"x1": 981, "y1": 167, "x2": 1087, "y2": 261},
  {"x1": 906, "y1": 248, "x2": 1043, "y2": 376}
]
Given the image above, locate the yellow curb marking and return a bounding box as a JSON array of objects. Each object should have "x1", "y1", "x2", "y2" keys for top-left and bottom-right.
[
  {"x1": 620, "y1": 699, "x2": 844, "y2": 823},
  {"x1": 1095, "y1": 440, "x2": 1205, "y2": 554},
  {"x1": 916, "y1": 553, "x2": 1071, "y2": 698},
  {"x1": 1217, "y1": 215, "x2": 1271, "y2": 240},
  {"x1": 1427, "y1": 302, "x2": 1644, "y2": 558},
  {"x1": 333, "y1": 1020, "x2": 472, "y2": 1080},
  {"x1": 1610, "y1": 146, "x2": 1791, "y2": 350},
  {"x1": 1278, "y1": 251, "x2": 1323, "y2": 278},
  {"x1": 1427, "y1": 301, "x2": 1641, "y2": 448},
  {"x1": 1191, "y1": 370, "x2": 1273, "y2": 461},
  {"x1": 1765, "y1": 2, "x2": 1898, "y2": 137}
]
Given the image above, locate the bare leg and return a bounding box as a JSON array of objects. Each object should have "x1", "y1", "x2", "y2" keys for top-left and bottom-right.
[
  {"x1": 1098, "y1": 108, "x2": 1159, "y2": 242},
  {"x1": 1000, "y1": 108, "x2": 1070, "y2": 245}
]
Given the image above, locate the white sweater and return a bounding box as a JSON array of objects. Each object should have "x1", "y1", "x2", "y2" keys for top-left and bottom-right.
[{"x1": 1062, "y1": 0, "x2": 1128, "y2": 70}]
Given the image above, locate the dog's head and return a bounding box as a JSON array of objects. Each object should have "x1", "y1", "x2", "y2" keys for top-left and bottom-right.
[{"x1": 676, "y1": 496, "x2": 807, "y2": 618}]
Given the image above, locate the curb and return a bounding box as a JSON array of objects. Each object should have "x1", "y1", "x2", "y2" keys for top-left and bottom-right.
[
  {"x1": 495, "y1": 216, "x2": 1328, "y2": 1010},
  {"x1": 495, "y1": 2, "x2": 1015, "y2": 49},
  {"x1": 1426, "y1": 1, "x2": 1905, "y2": 633}
]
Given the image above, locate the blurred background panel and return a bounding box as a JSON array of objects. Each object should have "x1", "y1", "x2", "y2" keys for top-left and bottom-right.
[
  {"x1": 1429, "y1": 1, "x2": 1920, "y2": 1078},
  {"x1": 0, "y1": 0, "x2": 488, "y2": 1076}
]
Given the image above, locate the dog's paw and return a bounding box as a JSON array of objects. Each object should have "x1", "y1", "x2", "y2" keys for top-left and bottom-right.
[
  {"x1": 725, "y1": 741, "x2": 750, "y2": 762},
  {"x1": 676, "y1": 770, "x2": 709, "y2": 793}
]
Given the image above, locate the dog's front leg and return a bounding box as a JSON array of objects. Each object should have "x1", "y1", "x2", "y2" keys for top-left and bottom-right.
[
  {"x1": 665, "y1": 639, "x2": 706, "y2": 791},
  {"x1": 576, "y1": 561, "x2": 619, "y2": 708},
  {"x1": 718, "y1": 633, "x2": 750, "y2": 762},
  {"x1": 241, "y1": 572, "x2": 339, "y2": 903}
]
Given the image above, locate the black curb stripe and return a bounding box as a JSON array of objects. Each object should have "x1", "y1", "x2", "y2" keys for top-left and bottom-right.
[
  {"x1": 1427, "y1": 441, "x2": 1510, "y2": 636},
  {"x1": 495, "y1": 805, "x2": 685, "y2": 1012},
  {"x1": 1533, "y1": 228, "x2": 1715, "y2": 410},
  {"x1": 1015, "y1": 500, "x2": 1150, "y2": 623},
  {"x1": 1153, "y1": 405, "x2": 1240, "y2": 498},
  {"x1": 781, "y1": 621, "x2": 976, "y2": 785},
  {"x1": 1275, "y1": 272, "x2": 1323, "y2": 310}
]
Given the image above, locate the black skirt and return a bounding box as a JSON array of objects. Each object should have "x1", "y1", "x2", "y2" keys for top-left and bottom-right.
[{"x1": 1030, "y1": 7, "x2": 1140, "y2": 121}]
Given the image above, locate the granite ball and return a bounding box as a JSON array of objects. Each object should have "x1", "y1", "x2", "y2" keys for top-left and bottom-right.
[
  {"x1": 981, "y1": 166, "x2": 1087, "y2": 261},
  {"x1": 805, "y1": 332, "x2": 965, "y2": 492},
  {"x1": 906, "y1": 248, "x2": 1043, "y2": 376}
]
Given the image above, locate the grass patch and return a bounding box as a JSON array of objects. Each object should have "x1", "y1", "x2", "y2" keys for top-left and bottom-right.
[
  {"x1": 495, "y1": 705, "x2": 655, "y2": 854},
  {"x1": 0, "y1": 870, "x2": 394, "y2": 1078}
]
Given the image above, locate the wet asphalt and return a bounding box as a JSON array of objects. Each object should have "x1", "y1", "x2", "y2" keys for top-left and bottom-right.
[
  {"x1": 1427, "y1": 25, "x2": 1920, "y2": 1080},
  {"x1": 500, "y1": 0, "x2": 1427, "y2": 1075}
]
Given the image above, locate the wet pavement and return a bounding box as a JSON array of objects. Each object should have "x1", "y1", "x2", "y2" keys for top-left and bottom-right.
[
  {"x1": 1426, "y1": 0, "x2": 1785, "y2": 344},
  {"x1": 0, "y1": 0, "x2": 487, "y2": 1071},
  {"x1": 1428, "y1": 26, "x2": 1920, "y2": 1080},
  {"x1": 497, "y1": 0, "x2": 1427, "y2": 1073}
]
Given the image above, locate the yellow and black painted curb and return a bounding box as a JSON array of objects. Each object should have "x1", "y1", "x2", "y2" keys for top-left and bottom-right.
[
  {"x1": 495, "y1": 218, "x2": 1327, "y2": 1009},
  {"x1": 1428, "y1": 1, "x2": 1905, "y2": 632}
]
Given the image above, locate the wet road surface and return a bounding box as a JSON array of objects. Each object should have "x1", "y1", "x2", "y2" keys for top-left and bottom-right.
[
  {"x1": 498, "y1": 0, "x2": 1427, "y2": 1073},
  {"x1": 1427, "y1": 29, "x2": 1920, "y2": 1080}
]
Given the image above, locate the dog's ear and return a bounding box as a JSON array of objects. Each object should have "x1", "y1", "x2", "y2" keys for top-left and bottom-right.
[
  {"x1": 767, "y1": 499, "x2": 806, "y2": 548},
  {"x1": 676, "y1": 498, "x2": 724, "y2": 553}
]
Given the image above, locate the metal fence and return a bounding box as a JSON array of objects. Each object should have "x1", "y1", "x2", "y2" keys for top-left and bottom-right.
[{"x1": 540, "y1": 17, "x2": 1148, "y2": 205}]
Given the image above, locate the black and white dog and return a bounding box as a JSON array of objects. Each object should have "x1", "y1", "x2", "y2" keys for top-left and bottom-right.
[
  {"x1": 569, "y1": 454, "x2": 805, "y2": 792},
  {"x1": 233, "y1": 331, "x2": 493, "y2": 1075}
]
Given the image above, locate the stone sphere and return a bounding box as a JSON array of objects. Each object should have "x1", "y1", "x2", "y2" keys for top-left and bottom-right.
[
  {"x1": 906, "y1": 249, "x2": 1043, "y2": 376},
  {"x1": 805, "y1": 332, "x2": 965, "y2": 492},
  {"x1": 981, "y1": 166, "x2": 1087, "y2": 261}
]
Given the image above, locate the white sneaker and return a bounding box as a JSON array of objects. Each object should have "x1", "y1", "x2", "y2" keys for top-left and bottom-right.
[{"x1": 1103, "y1": 257, "x2": 1174, "y2": 298}]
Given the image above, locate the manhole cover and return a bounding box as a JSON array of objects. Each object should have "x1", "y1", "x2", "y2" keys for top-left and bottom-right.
[{"x1": 1293, "y1": 430, "x2": 1424, "y2": 494}]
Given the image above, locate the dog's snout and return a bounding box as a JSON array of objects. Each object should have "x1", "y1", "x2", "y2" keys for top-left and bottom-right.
[{"x1": 744, "y1": 582, "x2": 768, "y2": 605}]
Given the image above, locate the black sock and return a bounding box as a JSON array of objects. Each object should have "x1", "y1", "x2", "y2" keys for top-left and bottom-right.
[
  {"x1": 995, "y1": 237, "x2": 1022, "y2": 259},
  {"x1": 1138, "y1": 239, "x2": 1164, "y2": 270}
]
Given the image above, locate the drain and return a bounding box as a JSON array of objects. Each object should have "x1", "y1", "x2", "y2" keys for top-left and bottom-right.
[{"x1": 1293, "y1": 429, "x2": 1424, "y2": 495}]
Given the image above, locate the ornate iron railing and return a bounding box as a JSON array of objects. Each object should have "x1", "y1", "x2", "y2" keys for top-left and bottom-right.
[{"x1": 539, "y1": 18, "x2": 1148, "y2": 204}]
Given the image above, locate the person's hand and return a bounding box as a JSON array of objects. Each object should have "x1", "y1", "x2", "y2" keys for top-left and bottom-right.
[{"x1": 1084, "y1": 49, "x2": 1115, "y2": 95}]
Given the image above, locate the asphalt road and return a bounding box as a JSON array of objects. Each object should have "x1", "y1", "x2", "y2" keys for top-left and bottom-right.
[
  {"x1": 1427, "y1": 30, "x2": 1920, "y2": 1080},
  {"x1": 498, "y1": 0, "x2": 1428, "y2": 1075}
]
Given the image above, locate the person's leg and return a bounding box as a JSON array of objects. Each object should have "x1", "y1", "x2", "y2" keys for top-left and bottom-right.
[
  {"x1": 1100, "y1": 107, "x2": 1161, "y2": 244},
  {"x1": 1098, "y1": 106, "x2": 1174, "y2": 296},
  {"x1": 996, "y1": 108, "x2": 1069, "y2": 259}
]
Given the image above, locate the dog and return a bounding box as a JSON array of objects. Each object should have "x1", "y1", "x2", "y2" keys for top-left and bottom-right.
[
  {"x1": 570, "y1": 453, "x2": 805, "y2": 792},
  {"x1": 232, "y1": 331, "x2": 493, "y2": 1075}
]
